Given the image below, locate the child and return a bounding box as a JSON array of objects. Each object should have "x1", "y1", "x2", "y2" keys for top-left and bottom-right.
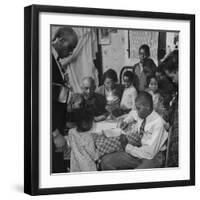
[
  {"x1": 120, "y1": 71, "x2": 137, "y2": 112},
  {"x1": 145, "y1": 76, "x2": 165, "y2": 116},
  {"x1": 67, "y1": 108, "x2": 99, "y2": 172}
]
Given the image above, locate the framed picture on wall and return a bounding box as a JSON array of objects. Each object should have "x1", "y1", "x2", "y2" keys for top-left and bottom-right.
[
  {"x1": 24, "y1": 4, "x2": 195, "y2": 195},
  {"x1": 98, "y1": 28, "x2": 111, "y2": 45}
]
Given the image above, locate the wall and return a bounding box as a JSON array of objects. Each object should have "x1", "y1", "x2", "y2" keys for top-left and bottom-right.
[
  {"x1": 0, "y1": 0, "x2": 199, "y2": 200},
  {"x1": 101, "y1": 29, "x2": 178, "y2": 78},
  {"x1": 101, "y1": 29, "x2": 126, "y2": 76}
]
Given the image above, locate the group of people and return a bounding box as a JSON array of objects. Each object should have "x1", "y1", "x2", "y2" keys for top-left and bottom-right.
[{"x1": 52, "y1": 26, "x2": 179, "y2": 173}]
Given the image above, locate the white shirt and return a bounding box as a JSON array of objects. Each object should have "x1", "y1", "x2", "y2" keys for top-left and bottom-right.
[
  {"x1": 120, "y1": 86, "x2": 137, "y2": 110},
  {"x1": 124, "y1": 110, "x2": 168, "y2": 160}
]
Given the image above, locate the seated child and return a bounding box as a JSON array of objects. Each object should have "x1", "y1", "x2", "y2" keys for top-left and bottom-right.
[
  {"x1": 67, "y1": 108, "x2": 99, "y2": 172},
  {"x1": 120, "y1": 71, "x2": 137, "y2": 113},
  {"x1": 145, "y1": 76, "x2": 165, "y2": 116}
]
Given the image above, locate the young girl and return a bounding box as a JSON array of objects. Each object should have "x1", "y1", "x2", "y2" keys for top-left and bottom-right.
[
  {"x1": 145, "y1": 76, "x2": 165, "y2": 116},
  {"x1": 120, "y1": 71, "x2": 137, "y2": 112},
  {"x1": 67, "y1": 108, "x2": 99, "y2": 172}
]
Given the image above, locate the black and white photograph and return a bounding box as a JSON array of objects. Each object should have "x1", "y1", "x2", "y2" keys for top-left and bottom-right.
[
  {"x1": 24, "y1": 5, "x2": 195, "y2": 195},
  {"x1": 51, "y1": 26, "x2": 179, "y2": 174}
]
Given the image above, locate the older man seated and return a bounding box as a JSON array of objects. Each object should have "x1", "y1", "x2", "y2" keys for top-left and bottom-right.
[{"x1": 67, "y1": 77, "x2": 108, "y2": 128}]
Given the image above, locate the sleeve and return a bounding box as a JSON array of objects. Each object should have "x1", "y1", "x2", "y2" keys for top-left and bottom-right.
[
  {"x1": 130, "y1": 88, "x2": 137, "y2": 110},
  {"x1": 125, "y1": 120, "x2": 166, "y2": 159},
  {"x1": 83, "y1": 136, "x2": 99, "y2": 161},
  {"x1": 95, "y1": 85, "x2": 104, "y2": 96},
  {"x1": 97, "y1": 94, "x2": 107, "y2": 114},
  {"x1": 67, "y1": 93, "x2": 75, "y2": 112}
]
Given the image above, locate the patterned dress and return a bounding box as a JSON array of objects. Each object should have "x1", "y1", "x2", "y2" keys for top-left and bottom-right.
[{"x1": 68, "y1": 128, "x2": 99, "y2": 172}]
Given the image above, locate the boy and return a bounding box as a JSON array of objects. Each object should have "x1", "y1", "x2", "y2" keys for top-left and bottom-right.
[{"x1": 101, "y1": 92, "x2": 168, "y2": 170}]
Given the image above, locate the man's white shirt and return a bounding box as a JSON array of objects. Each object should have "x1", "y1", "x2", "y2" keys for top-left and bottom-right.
[{"x1": 124, "y1": 110, "x2": 168, "y2": 160}]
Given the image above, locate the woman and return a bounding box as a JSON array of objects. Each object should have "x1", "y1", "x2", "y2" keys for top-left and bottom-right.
[{"x1": 96, "y1": 69, "x2": 124, "y2": 118}]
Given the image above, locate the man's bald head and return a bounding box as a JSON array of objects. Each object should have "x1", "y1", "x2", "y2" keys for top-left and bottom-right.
[
  {"x1": 52, "y1": 26, "x2": 78, "y2": 58},
  {"x1": 81, "y1": 77, "x2": 96, "y2": 88},
  {"x1": 81, "y1": 77, "x2": 96, "y2": 100}
]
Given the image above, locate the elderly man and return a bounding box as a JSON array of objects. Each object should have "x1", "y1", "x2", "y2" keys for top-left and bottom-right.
[
  {"x1": 51, "y1": 27, "x2": 78, "y2": 173},
  {"x1": 67, "y1": 77, "x2": 108, "y2": 125}
]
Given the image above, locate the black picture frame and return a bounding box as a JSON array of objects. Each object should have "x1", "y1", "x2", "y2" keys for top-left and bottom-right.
[{"x1": 24, "y1": 4, "x2": 195, "y2": 195}]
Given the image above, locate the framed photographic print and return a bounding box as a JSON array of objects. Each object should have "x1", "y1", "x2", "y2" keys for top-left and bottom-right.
[{"x1": 24, "y1": 4, "x2": 195, "y2": 195}]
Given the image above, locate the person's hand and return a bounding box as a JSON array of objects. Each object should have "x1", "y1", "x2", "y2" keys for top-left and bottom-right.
[
  {"x1": 119, "y1": 120, "x2": 128, "y2": 130},
  {"x1": 120, "y1": 105, "x2": 127, "y2": 110},
  {"x1": 119, "y1": 134, "x2": 129, "y2": 150},
  {"x1": 72, "y1": 101, "x2": 82, "y2": 109},
  {"x1": 94, "y1": 115, "x2": 107, "y2": 122},
  {"x1": 164, "y1": 122, "x2": 170, "y2": 131},
  {"x1": 53, "y1": 130, "x2": 66, "y2": 150}
]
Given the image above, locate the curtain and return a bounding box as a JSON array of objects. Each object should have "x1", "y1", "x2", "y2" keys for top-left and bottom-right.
[{"x1": 60, "y1": 27, "x2": 99, "y2": 93}]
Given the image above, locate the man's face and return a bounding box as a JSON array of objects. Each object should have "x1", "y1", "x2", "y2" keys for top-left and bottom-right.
[
  {"x1": 139, "y1": 48, "x2": 148, "y2": 64},
  {"x1": 165, "y1": 70, "x2": 178, "y2": 84},
  {"x1": 123, "y1": 76, "x2": 132, "y2": 88},
  {"x1": 55, "y1": 32, "x2": 77, "y2": 58},
  {"x1": 81, "y1": 79, "x2": 95, "y2": 100},
  {"x1": 135, "y1": 100, "x2": 151, "y2": 119}
]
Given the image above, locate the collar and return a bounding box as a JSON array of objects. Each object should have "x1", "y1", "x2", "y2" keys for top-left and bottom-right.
[
  {"x1": 140, "y1": 110, "x2": 156, "y2": 122},
  {"x1": 52, "y1": 46, "x2": 60, "y2": 61}
]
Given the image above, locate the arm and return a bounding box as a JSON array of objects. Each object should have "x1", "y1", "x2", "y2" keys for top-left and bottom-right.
[
  {"x1": 130, "y1": 88, "x2": 137, "y2": 110},
  {"x1": 53, "y1": 129, "x2": 67, "y2": 150},
  {"x1": 94, "y1": 92, "x2": 109, "y2": 121},
  {"x1": 123, "y1": 110, "x2": 137, "y2": 124},
  {"x1": 125, "y1": 121, "x2": 167, "y2": 159}
]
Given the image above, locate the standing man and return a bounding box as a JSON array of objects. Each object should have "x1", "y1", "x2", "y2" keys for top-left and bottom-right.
[{"x1": 51, "y1": 27, "x2": 78, "y2": 172}]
